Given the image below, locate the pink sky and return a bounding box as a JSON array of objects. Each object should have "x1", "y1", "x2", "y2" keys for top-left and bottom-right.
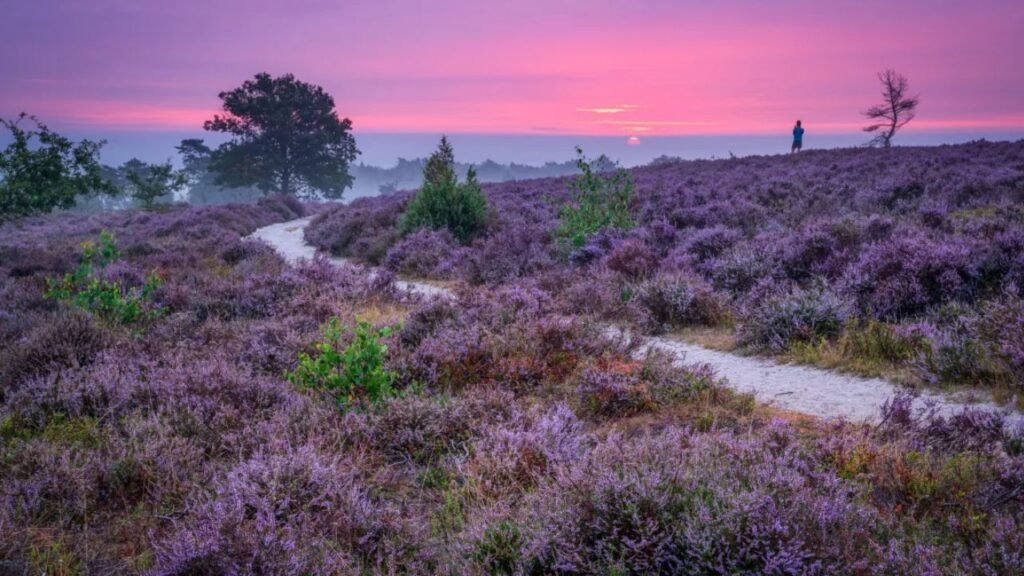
[{"x1": 2, "y1": 0, "x2": 1022, "y2": 136}]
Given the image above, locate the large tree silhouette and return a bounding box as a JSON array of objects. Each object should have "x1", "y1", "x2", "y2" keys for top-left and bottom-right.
[
  {"x1": 863, "y1": 69, "x2": 919, "y2": 148},
  {"x1": 204, "y1": 73, "x2": 359, "y2": 198}
]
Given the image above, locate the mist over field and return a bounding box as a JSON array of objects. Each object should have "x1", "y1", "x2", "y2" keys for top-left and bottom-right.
[
  {"x1": 62, "y1": 130, "x2": 1024, "y2": 169},
  {"x1": 20, "y1": 129, "x2": 1018, "y2": 202}
]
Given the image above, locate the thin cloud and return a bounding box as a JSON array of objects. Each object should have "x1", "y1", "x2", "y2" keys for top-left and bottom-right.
[
  {"x1": 577, "y1": 104, "x2": 640, "y2": 114},
  {"x1": 597, "y1": 120, "x2": 715, "y2": 126}
]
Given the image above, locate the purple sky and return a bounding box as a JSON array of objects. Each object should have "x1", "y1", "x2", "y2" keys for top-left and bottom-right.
[{"x1": 3, "y1": 0, "x2": 1023, "y2": 138}]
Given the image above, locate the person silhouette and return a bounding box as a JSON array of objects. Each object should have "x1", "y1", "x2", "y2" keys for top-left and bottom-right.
[{"x1": 792, "y1": 120, "x2": 804, "y2": 153}]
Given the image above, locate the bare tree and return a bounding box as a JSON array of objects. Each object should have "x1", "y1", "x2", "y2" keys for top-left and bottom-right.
[{"x1": 863, "y1": 69, "x2": 919, "y2": 148}]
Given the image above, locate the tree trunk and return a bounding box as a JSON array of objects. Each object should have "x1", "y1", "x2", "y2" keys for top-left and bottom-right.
[
  {"x1": 281, "y1": 145, "x2": 293, "y2": 195},
  {"x1": 281, "y1": 170, "x2": 291, "y2": 195}
]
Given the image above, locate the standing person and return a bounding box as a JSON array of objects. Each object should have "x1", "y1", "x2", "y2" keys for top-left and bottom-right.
[{"x1": 792, "y1": 120, "x2": 805, "y2": 153}]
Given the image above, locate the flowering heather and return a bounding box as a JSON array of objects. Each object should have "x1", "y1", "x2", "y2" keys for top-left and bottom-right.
[
  {"x1": 3, "y1": 145, "x2": 1024, "y2": 574},
  {"x1": 308, "y1": 140, "x2": 1024, "y2": 390},
  {"x1": 383, "y1": 228, "x2": 457, "y2": 277},
  {"x1": 741, "y1": 285, "x2": 852, "y2": 352}
]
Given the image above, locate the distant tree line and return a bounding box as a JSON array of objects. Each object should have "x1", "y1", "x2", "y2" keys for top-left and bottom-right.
[
  {"x1": 347, "y1": 155, "x2": 613, "y2": 199},
  {"x1": 1, "y1": 68, "x2": 921, "y2": 220}
]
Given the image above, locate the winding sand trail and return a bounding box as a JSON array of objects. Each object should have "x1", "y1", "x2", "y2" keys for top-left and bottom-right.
[
  {"x1": 250, "y1": 217, "x2": 451, "y2": 298},
  {"x1": 251, "y1": 217, "x2": 1021, "y2": 426}
]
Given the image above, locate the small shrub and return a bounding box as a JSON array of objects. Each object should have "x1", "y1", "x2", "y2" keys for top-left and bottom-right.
[
  {"x1": 631, "y1": 272, "x2": 727, "y2": 333},
  {"x1": 742, "y1": 285, "x2": 852, "y2": 352},
  {"x1": 401, "y1": 172, "x2": 488, "y2": 244},
  {"x1": 555, "y1": 147, "x2": 634, "y2": 249},
  {"x1": 680, "y1": 224, "x2": 741, "y2": 263},
  {"x1": 432, "y1": 486, "x2": 468, "y2": 538},
  {"x1": 400, "y1": 138, "x2": 488, "y2": 243},
  {"x1": 577, "y1": 359, "x2": 655, "y2": 418},
  {"x1": 577, "y1": 353, "x2": 715, "y2": 418},
  {"x1": 975, "y1": 292, "x2": 1024, "y2": 387},
  {"x1": 287, "y1": 317, "x2": 398, "y2": 408},
  {"x1": 705, "y1": 243, "x2": 777, "y2": 295},
  {"x1": 52, "y1": 273, "x2": 162, "y2": 325},
  {"x1": 0, "y1": 310, "x2": 113, "y2": 386},
  {"x1": 916, "y1": 322, "x2": 1008, "y2": 388},
  {"x1": 383, "y1": 228, "x2": 457, "y2": 277},
  {"x1": 464, "y1": 223, "x2": 554, "y2": 284},
  {"x1": 844, "y1": 233, "x2": 976, "y2": 319},
  {"x1": 469, "y1": 521, "x2": 525, "y2": 576},
  {"x1": 605, "y1": 239, "x2": 658, "y2": 279},
  {"x1": 462, "y1": 404, "x2": 584, "y2": 498},
  {"x1": 44, "y1": 231, "x2": 163, "y2": 326}
]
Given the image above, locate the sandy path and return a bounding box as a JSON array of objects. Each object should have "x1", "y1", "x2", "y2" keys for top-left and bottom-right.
[
  {"x1": 249, "y1": 217, "x2": 451, "y2": 298},
  {"x1": 250, "y1": 217, "x2": 1021, "y2": 426}
]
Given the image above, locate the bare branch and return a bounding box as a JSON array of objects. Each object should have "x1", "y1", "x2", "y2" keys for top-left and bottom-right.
[{"x1": 863, "y1": 69, "x2": 919, "y2": 148}]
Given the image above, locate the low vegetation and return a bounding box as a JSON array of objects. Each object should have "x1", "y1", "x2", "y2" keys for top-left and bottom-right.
[
  {"x1": 554, "y1": 146, "x2": 635, "y2": 249},
  {"x1": 288, "y1": 317, "x2": 398, "y2": 408},
  {"x1": 44, "y1": 231, "x2": 163, "y2": 326},
  {"x1": 308, "y1": 140, "x2": 1024, "y2": 395},
  {"x1": 400, "y1": 137, "x2": 489, "y2": 243},
  {"x1": 2, "y1": 144, "x2": 1023, "y2": 574}
]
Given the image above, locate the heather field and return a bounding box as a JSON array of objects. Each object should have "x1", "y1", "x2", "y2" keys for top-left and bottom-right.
[
  {"x1": 1, "y1": 144, "x2": 1023, "y2": 574},
  {"x1": 308, "y1": 140, "x2": 1024, "y2": 398}
]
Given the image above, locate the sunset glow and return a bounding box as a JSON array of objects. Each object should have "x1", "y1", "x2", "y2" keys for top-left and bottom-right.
[{"x1": 2, "y1": 1, "x2": 1023, "y2": 136}]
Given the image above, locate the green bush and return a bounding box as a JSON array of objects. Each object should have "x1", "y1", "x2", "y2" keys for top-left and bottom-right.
[
  {"x1": 556, "y1": 147, "x2": 634, "y2": 249},
  {"x1": 45, "y1": 231, "x2": 163, "y2": 326},
  {"x1": 469, "y1": 521, "x2": 524, "y2": 576},
  {"x1": 400, "y1": 137, "x2": 488, "y2": 244},
  {"x1": 287, "y1": 317, "x2": 398, "y2": 408}
]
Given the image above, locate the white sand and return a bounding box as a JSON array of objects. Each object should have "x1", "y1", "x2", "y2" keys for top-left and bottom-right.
[{"x1": 249, "y1": 217, "x2": 450, "y2": 298}]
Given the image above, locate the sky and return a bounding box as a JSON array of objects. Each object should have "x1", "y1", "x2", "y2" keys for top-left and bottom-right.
[{"x1": 2, "y1": 0, "x2": 1023, "y2": 165}]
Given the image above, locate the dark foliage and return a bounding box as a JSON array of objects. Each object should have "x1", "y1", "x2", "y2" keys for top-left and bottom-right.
[
  {"x1": 0, "y1": 114, "x2": 117, "y2": 220},
  {"x1": 203, "y1": 73, "x2": 359, "y2": 198}
]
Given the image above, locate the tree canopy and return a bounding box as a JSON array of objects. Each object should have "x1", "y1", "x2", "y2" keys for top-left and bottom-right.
[
  {"x1": 174, "y1": 139, "x2": 260, "y2": 205},
  {"x1": 123, "y1": 160, "x2": 187, "y2": 210},
  {"x1": 423, "y1": 135, "x2": 456, "y2": 187},
  {"x1": 0, "y1": 114, "x2": 116, "y2": 220},
  {"x1": 400, "y1": 137, "x2": 488, "y2": 244},
  {"x1": 203, "y1": 73, "x2": 359, "y2": 199}
]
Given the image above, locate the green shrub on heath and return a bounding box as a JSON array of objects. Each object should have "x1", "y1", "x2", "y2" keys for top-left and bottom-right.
[
  {"x1": 44, "y1": 230, "x2": 163, "y2": 326},
  {"x1": 555, "y1": 147, "x2": 634, "y2": 249},
  {"x1": 288, "y1": 317, "x2": 399, "y2": 408}
]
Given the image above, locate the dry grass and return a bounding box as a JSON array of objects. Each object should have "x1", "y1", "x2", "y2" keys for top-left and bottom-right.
[
  {"x1": 670, "y1": 325, "x2": 738, "y2": 352},
  {"x1": 354, "y1": 302, "x2": 410, "y2": 326}
]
